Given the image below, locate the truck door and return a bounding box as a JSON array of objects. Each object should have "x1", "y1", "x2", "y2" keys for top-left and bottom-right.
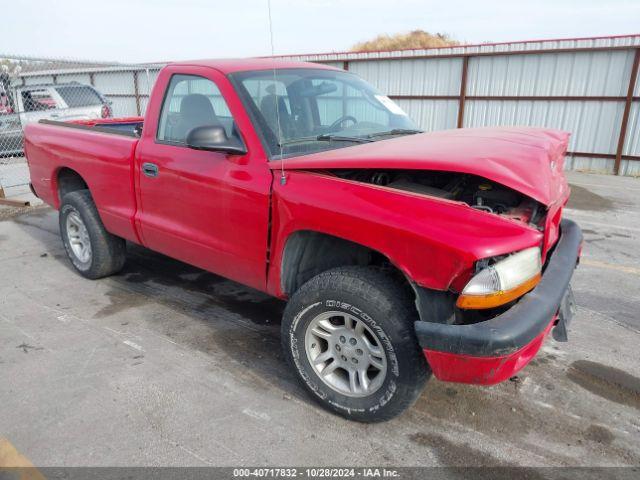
[{"x1": 134, "y1": 67, "x2": 272, "y2": 292}]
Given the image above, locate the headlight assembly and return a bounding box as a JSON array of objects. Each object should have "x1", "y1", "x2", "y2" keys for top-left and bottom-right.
[{"x1": 457, "y1": 247, "x2": 542, "y2": 309}]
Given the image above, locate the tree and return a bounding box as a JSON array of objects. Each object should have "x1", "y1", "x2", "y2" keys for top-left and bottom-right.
[{"x1": 351, "y1": 30, "x2": 460, "y2": 52}]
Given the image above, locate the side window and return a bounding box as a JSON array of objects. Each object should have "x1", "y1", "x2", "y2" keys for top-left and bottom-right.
[
  {"x1": 157, "y1": 74, "x2": 238, "y2": 144},
  {"x1": 55, "y1": 85, "x2": 103, "y2": 107},
  {"x1": 21, "y1": 88, "x2": 57, "y2": 112}
]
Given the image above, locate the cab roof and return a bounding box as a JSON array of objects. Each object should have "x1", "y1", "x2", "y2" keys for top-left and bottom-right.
[{"x1": 168, "y1": 58, "x2": 340, "y2": 75}]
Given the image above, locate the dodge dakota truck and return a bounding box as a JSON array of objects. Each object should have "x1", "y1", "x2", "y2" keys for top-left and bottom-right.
[{"x1": 24, "y1": 58, "x2": 582, "y2": 422}]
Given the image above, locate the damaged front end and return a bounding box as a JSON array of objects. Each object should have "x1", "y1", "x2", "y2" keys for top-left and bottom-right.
[
  {"x1": 326, "y1": 168, "x2": 580, "y2": 385},
  {"x1": 271, "y1": 126, "x2": 577, "y2": 385},
  {"x1": 330, "y1": 169, "x2": 546, "y2": 228},
  {"x1": 414, "y1": 219, "x2": 582, "y2": 384}
]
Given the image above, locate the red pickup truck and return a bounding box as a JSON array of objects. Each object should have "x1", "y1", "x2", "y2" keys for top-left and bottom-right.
[{"x1": 24, "y1": 58, "x2": 581, "y2": 422}]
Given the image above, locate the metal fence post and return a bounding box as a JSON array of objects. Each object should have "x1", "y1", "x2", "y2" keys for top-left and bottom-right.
[
  {"x1": 457, "y1": 56, "x2": 469, "y2": 128},
  {"x1": 145, "y1": 68, "x2": 151, "y2": 97},
  {"x1": 133, "y1": 70, "x2": 141, "y2": 116},
  {"x1": 614, "y1": 48, "x2": 640, "y2": 175}
]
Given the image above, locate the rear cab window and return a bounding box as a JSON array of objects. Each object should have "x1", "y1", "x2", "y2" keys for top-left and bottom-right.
[{"x1": 55, "y1": 85, "x2": 103, "y2": 107}]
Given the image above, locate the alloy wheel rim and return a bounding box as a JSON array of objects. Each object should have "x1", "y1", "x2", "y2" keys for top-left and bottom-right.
[
  {"x1": 66, "y1": 211, "x2": 92, "y2": 263},
  {"x1": 305, "y1": 311, "x2": 387, "y2": 397}
]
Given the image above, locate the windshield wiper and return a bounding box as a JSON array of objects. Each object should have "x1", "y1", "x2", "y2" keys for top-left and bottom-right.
[
  {"x1": 366, "y1": 129, "x2": 424, "y2": 138},
  {"x1": 278, "y1": 134, "x2": 373, "y2": 147},
  {"x1": 318, "y1": 134, "x2": 374, "y2": 143}
]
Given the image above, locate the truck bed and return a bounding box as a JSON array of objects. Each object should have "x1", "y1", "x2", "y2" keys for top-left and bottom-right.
[
  {"x1": 24, "y1": 117, "x2": 142, "y2": 244},
  {"x1": 41, "y1": 117, "x2": 144, "y2": 137}
]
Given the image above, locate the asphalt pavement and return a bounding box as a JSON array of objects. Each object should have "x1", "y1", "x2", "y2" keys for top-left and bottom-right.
[{"x1": 0, "y1": 171, "x2": 638, "y2": 468}]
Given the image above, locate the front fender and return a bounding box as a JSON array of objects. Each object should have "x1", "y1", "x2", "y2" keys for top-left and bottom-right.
[{"x1": 266, "y1": 171, "x2": 542, "y2": 297}]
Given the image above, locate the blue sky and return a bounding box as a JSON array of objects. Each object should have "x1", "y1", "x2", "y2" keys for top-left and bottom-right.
[{"x1": 6, "y1": 0, "x2": 640, "y2": 62}]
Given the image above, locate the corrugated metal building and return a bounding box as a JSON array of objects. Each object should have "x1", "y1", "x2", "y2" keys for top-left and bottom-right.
[
  {"x1": 10, "y1": 33, "x2": 640, "y2": 175},
  {"x1": 282, "y1": 34, "x2": 640, "y2": 176}
]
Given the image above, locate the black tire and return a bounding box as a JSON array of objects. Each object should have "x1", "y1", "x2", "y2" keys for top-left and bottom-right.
[
  {"x1": 282, "y1": 266, "x2": 429, "y2": 422},
  {"x1": 59, "y1": 190, "x2": 126, "y2": 279}
]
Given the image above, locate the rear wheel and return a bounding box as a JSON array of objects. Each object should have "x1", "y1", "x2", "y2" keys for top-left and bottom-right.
[
  {"x1": 59, "y1": 190, "x2": 126, "y2": 279},
  {"x1": 282, "y1": 266, "x2": 429, "y2": 422}
]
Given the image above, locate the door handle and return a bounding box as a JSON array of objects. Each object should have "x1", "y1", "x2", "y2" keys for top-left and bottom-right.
[{"x1": 142, "y1": 162, "x2": 159, "y2": 178}]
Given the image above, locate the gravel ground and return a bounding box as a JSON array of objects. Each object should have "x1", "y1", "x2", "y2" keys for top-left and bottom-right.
[{"x1": 0, "y1": 171, "x2": 638, "y2": 469}]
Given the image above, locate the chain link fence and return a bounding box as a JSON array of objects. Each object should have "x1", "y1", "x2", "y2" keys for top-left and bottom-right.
[{"x1": 0, "y1": 55, "x2": 166, "y2": 197}]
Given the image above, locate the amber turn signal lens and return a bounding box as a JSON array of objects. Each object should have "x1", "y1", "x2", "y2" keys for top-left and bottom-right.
[{"x1": 456, "y1": 272, "x2": 541, "y2": 309}]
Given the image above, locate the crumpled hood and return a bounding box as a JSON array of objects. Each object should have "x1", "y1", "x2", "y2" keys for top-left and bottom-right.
[{"x1": 271, "y1": 127, "x2": 570, "y2": 207}]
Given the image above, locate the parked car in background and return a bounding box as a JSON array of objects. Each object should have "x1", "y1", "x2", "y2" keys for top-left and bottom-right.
[
  {"x1": 15, "y1": 82, "x2": 112, "y2": 125},
  {"x1": 0, "y1": 82, "x2": 111, "y2": 156},
  {"x1": 0, "y1": 91, "x2": 12, "y2": 114},
  {"x1": 0, "y1": 113, "x2": 23, "y2": 158},
  {"x1": 0, "y1": 89, "x2": 22, "y2": 158}
]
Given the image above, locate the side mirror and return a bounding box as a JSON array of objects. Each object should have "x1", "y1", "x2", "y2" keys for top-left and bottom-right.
[{"x1": 186, "y1": 125, "x2": 247, "y2": 155}]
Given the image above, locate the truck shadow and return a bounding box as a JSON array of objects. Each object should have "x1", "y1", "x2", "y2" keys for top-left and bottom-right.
[
  {"x1": 108, "y1": 243, "x2": 306, "y2": 401},
  {"x1": 121, "y1": 243, "x2": 286, "y2": 328}
]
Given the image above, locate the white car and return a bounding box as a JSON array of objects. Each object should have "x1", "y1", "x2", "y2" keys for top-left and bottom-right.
[{"x1": 1, "y1": 82, "x2": 111, "y2": 156}]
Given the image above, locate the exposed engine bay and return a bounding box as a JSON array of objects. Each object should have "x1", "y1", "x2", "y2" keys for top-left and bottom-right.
[{"x1": 329, "y1": 169, "x2": 545, "y2": 227}]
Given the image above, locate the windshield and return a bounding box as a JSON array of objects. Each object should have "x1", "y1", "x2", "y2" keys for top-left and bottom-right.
[{"x1": 230, "y1": 68, "x2": 420, "y2": 159}]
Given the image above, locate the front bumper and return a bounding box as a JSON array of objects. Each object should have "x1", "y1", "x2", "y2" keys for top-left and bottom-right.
[{"x1": 414, "y1": 219, "x2": 582, "y2": 385}]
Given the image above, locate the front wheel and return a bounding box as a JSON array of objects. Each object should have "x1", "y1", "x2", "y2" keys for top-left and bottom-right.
[{"x1": 282, "y1": 266, "x2": 429, "y2": 422}]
